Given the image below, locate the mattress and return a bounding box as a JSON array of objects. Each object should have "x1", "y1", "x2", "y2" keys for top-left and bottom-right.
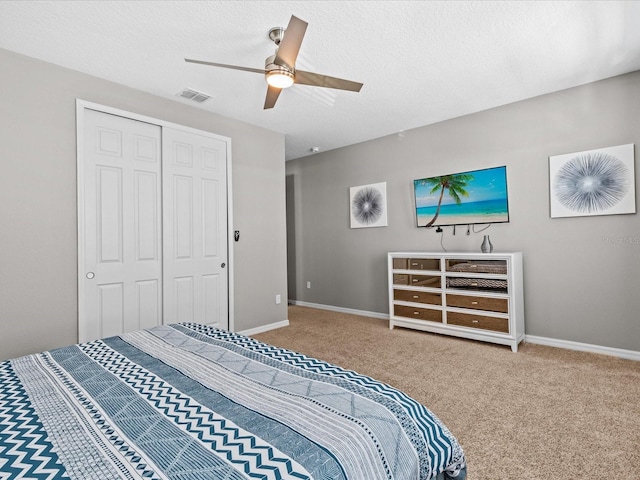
[{"x1": 0, "y1": 323, "x2": 467, "y2": 479}]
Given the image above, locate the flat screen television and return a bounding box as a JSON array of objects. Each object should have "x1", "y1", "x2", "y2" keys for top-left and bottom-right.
[{"x1": 413, "y1": 165, "x2": 510, "y2": 227}]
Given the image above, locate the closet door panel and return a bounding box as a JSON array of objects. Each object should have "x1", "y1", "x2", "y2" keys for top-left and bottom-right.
[
  {"x1": 203, "y1": 179, "x2": 220, "y2": 258},
  {"x1": 174, "y1": 175, "x2": 194, "y2": 259},
  {"x1": 134, "y1": 171, "x2": 159, "y2": 262},
  {"x1": 163, "y1": 127, "x2": 228, "y2": 329},
  {"x1": 81, "y1": 109, "x2": 162, "y2": 342},
  {"x1": 174, "y1": 276, "x2": 194, "y2": 322},
  {"x1": 98, "y1": 282, "x2": 124, "y2": 338},
  {"x1": 136, "y1": 279, "x2": 160, "y2": 330},
  {"x1": 97, "y1": 166, "x2": 123, "y2": 263},
  {"x1": 203, "y1": 274, "x2": 220, "y2": 324},
  {"x1": 79, "y1": 106, "x2": 230, "y2": 342}
]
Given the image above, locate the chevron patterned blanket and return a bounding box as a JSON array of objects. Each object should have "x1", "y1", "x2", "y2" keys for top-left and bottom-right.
[{"x1": 0, "y1": 323, "x2": 466, "y2": 480}]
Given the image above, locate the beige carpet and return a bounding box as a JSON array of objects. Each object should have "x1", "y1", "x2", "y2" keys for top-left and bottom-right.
[{"x1": 254, "y1": 305, "x2": 640, "y2": 480}]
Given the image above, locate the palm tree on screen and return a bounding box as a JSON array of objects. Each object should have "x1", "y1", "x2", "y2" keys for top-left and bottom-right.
[{"x1": 420, "y1": 173, "x2": 473, "y2": 227}]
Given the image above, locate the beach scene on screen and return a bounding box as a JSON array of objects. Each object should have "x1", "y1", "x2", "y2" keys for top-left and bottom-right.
[{"x1": 414, "y1": 166, "x2": 509, "y2": 227}]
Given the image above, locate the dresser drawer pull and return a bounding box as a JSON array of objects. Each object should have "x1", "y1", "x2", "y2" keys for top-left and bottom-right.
[
  {"x1": 413, "y1": 295, "x2": 420, "y2": 299},
  {"x1": 472, "y1": 319, "x2": 479, "y2": 323},
  {"x1": 411, "y1": 262, "x2": 418, "y2": 266},
  {"x1": 470, "y1": 282, "x2": 478, "y2": 287},
  {"x1": 413, "y1": 311, "x2": 420, "y2": 315},
  {"x1": 471, "y1": 301, "x2": 479, "y2": 305}
]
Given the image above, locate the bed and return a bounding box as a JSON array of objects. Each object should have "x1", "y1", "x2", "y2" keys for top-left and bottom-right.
[{"x1": 0, "y1": 323, "x2": 467, "y2": 479}]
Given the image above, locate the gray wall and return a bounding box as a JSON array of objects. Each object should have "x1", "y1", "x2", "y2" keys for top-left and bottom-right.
[
  {"x1": 286, "y1": 71, "x2": 640, "y2": 352},
  {"x1": 0, "y1": 48, "x2": 288, "y2": 360}
]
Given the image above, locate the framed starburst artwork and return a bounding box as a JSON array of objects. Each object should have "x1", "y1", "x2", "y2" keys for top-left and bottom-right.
[
  {"x1": 350, "y1": 182, "x2": 388, "y2": 228},
  {"x1": 549, "y1": 144, "x2": 635, "y2": 218}
]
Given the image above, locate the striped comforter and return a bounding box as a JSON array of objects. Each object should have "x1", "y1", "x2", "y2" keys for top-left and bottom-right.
[{"x1": 0, "y1": 323, "x2": 466, "y2": 479}]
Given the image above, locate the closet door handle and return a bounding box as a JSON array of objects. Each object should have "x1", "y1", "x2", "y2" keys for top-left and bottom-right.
[{"x1": 221, "y1": 263, "x2": 226, "y2": 268}]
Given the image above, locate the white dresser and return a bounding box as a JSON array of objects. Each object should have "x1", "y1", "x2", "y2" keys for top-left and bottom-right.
[{"x1": 388, "y1": 252, "x2": 525, "y2": 351}]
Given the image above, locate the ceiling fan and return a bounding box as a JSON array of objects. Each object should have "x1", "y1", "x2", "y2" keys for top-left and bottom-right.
[{"x1": 185, "y1": 15, "x2": 363, "y2": 109}]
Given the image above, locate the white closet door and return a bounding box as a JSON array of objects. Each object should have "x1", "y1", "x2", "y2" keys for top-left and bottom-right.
[
  {"x1": 162, "y1": 127, "x2": 229, "y2": 330},
  {"x1": 81, "y1": 109, "x2": 162, "y2": 342}
]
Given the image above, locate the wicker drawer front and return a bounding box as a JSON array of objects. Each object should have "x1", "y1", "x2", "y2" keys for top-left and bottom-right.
[
  {"x1": 447, "y1": 312, "x2": 508, "y2": 333},
  {"x1": 394, "y1": 289, "x2": 442, "y2": 305},
  {"x1": 445, "y1": 259, "x2": 507, "y2": 274},
  {"x1": 394, "y1": 305, "x2": 442, "y2": 323},
  {"x1": 447, "y1": 294, "x2": 508, "y2": 313},
  {"x1": 446, "y1": 276, "x2": 508, "y2": 293}
]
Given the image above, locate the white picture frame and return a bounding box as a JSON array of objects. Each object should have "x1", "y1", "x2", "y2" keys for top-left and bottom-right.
[
  {"x1": 349, "y1": 182, "x2": 388, "y2": 228},
  {"x1": 549, "y1": 144, "x2": 636, "y2": 218}
]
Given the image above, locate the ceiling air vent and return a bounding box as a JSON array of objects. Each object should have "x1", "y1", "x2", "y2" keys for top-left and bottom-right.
[{"x1": 177, "y1": 88, "x2": 212, "y2": 103}]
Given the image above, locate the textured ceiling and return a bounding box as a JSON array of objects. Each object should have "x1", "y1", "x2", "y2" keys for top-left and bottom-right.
[{"x1": 1, "y1": 1, "x2": 640, "y2": 161}]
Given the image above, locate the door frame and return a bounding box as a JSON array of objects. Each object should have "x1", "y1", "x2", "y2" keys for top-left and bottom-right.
[{"x1": 76, "y1": 99, "x2": 234, "y2": 340}]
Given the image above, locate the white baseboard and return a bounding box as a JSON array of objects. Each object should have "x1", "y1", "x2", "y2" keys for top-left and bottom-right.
[
  {"x1": 525, "y1": 335, "x2": 640, "y2": 362},
  {"x1": 238, "y1": 320, "x2": 289, "y2": 337},
  {"x1": 291, "y1": 301, "x2": 640, "y2": 362},
  {"x1": 290, "y1": 300, "x2": 388, "y2": 320}
]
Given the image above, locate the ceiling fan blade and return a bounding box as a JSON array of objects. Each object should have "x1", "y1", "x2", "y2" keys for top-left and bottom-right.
[
  {"x1": 274, "y1": 15, "x2": 308, "y2": 69},
  {"x1": 295, "y1": 70, "x2": 363, "y2": 92},
  {"x1": 185, "y1": 58, "x2": 265, "y2": 75},
  {"x1": 264, "y1": 85, "x2": 282, "y2": 109}
]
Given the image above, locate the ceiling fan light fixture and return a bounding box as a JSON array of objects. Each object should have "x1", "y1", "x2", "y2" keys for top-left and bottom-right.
[
  {"x1": 187, "y1": 15, "x2": 361, "y2": 109},
  {"x1": 266, "y1": 69, "x2": 294, "y2": 89}
]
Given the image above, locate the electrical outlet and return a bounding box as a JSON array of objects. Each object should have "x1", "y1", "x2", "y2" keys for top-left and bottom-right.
[
  {"x1": 306, "y1": 281, "x2": 311, "y2": 289},
  {"x1": 275, "y1": 294, "x2": 281, "y2": 304}
]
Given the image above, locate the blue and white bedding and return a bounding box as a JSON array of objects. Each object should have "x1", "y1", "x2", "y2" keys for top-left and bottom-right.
[{"x1": 0, "y1": 323, "x2": 466, "y2": 479}]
